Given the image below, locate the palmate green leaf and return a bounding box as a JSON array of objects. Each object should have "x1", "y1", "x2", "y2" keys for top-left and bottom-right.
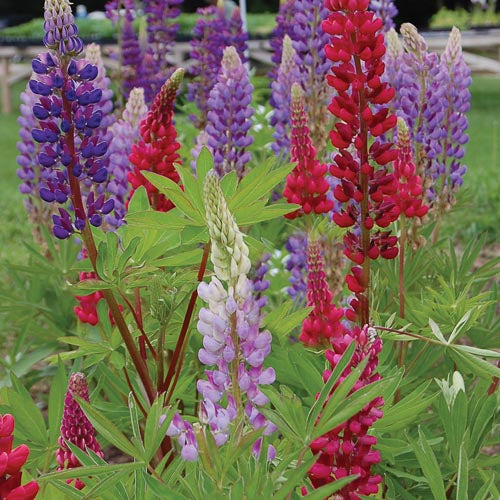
[
  {"x1": 473, "y1": 473, "x2": 496, "y2": 500},
  {"x1": 374, "y1": 381, "x2": 439, "y2": 433},
  {"x1": 48, "y1": 357, "x2": 67, "y2": 444},
  {"x1": 450, "y1": 348, "x2": 500, "y2": 379},
  {"x1": 411, "y1": 428, "x2": 446, "y2": 500},
  {"x1": 429, "y1": 318, "x2": 447, "y2": 343},
  {"x1": 303, "y1": 475, "x2": 358, "y2": 499},
  {"x1": 142, "y1": 171, "x2": 203, "y2": 224},
  {"x1": 234, "y1": 202, "x2": 299, "y2": 225},
  {"x1": 306, "y1": 342, "x2": 356, "y2": 431},
  {"x1": 469, "y1": 394, "x2": 497, "y2": 457},
  {"x1": 448, "y1": 309, "x2": 474, "y2": 344},
  {"x1": 46, "y1": 481, "x2": 85, "y2": 498},
  {"x1": 262, "y1": 302, "x2": 313, "y2": 340},
  {"x1": 155, "y1": 247, "x2": 203, "y2": 267},
  {"x1": 196, "y1": 146, "x2": 214, "y2": 183},
  {"x1": 75, "y1": 397, "x2": 144, "y2": 460},
  {"x1": 272, "y1": 452, "x2": 317, "y2": 500},
  {"x1": 127, "y1": 185, "x2": 150, "y2": 213}
]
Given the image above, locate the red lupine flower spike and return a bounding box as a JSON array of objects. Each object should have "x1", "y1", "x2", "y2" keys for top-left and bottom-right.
[
  {"x1": 299, "y1": 239, "x2": 345, "y2": 346},
  {"x1": 128, "y1": 68, "x2": 184, "y2": 212},
  {"x1": 0, "y1": 413, "x2": 39, "y2": 500},
  {"x1": 283, "y1": 83, "x2": 333, "y2": 219},
  {"x1": 56, "y1": 373, "x2": 104, "y2": 490}
]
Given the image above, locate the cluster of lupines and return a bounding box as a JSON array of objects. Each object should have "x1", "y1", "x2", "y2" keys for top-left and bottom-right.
[
  {"x1": 270, "y1": 35, "x2": 301, "y2": 157},
  {"x1": 285, "y1": 233, "x2": 308, "y2": 302},
  {"x1": 283, "y1": 83, "x2": 333, "y2": 219},
  {"x1": 300, "y1": 240, "x2": 345, "y2": 346},
  {"x1": 143, "y1": 0, "x2": 183, "y2": 98},
  {"x1": 323, "y1": 0, "x2": 400, "y2": 325},
  {"x1": 128, "y1": 69, "x2": 184, "y2": 212},
  {"x1": 106, "y1": 87, "x2": 148, "y2": 227},
  {"x1": 369, "y1": 0, "x2": 398, "y2": 31},
  {"x1": 168, "y1": 172, "x2": 276, "y2": 460},
  {"x1": 309, "y1": 326, "x2": 383, "y2": 496},
  {"x1": 188, "y1": 4, "x2": 248, "y2": 128},
  {"x1": 204, "y1": 47, "x2": 254, "y2": 180},
  {"x1": 384, "y1": 24, "x2": 471, "y2": 210},
  {"x1": 29, "y1": 0, "x2": 115, "y2": 239},
  {"x1": 0, "y1": 414, "x2": 39, "y2": 500},
  {"x1": 56, "y1": 373, "x2": 104, "y2": 490}
]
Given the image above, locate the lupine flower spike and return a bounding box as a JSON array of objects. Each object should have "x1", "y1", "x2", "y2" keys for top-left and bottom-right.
[
  {"x1": 30, "y1": 0, "x2": 115, "y2": 239},
  {"x1": 270, "y1": 35, "x2": 300, "y2": 158},
  {"x1": 205, "y1": 47, "x2": 254, "y2": 180},
  {"x1": 268, "y1": 0, "x2": 295, "y2": 82},
  {"x1": 285, "y1": 232, "x2": 308, "y2": 303},
  {"x1": 323, "y1": 0, "x2": 400, "y2": 324},
  {"x1": 283, "y1": 83, "x2": 333, "y2": 219},
  {"x1": 300, "y1": 239, "x2": 345, "y2": 346},
  {"x1": 309, "y1": 326, "x2": 384, "y2": 497},
  {"x1": 168, "y1": 171, "x2": 276, "y2": 460},
  {"x1": 0, "y1": 413, "x2": 39, "y2": 500},
  {"x1": 129, "y1": 68, "x2": 184, "y2": 212},
  {"x1": 56, "y1": 373, "x2": 104, "y2": 490},
  {"x1": 369, "y1": 0, "x2": 398, "y2": 31},
  {"x1": 188, "y1": 4, "x2": 248, "y2": 128}
]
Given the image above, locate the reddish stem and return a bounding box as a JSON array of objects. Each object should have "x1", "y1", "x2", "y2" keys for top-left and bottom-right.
[{"x1": 162, "y1": 242, "x2": 211, "y2": 398}]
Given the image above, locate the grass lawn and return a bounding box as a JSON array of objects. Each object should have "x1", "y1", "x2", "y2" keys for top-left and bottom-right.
[{"x1": 0, "y1": 75, "x2": 498, "y2": 271}]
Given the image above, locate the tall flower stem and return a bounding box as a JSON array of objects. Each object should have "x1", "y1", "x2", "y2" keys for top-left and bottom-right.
[
  {"x1": 399, "y1": 214, "x2": 406, "y2": 320},
  {"x1": 163, "y1": 242, "x2": 211, "y2": 399},
  {"x1": 61, "y1": 81, "x2": 155, "y2": 406}
]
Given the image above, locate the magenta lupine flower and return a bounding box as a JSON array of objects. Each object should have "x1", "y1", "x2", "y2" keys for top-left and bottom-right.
[
  {"x1": 309, "y1": 326, "x2": 383, "y2": 497},
  {"x1": 268, "y1": 0, "x2": 296, "y2": 82},
  {"x1": 29, "y1": 0, "x2": 115, "y2": 239},
  {"x1": 106, "y1": 87, "x2": 148, "y2": 227},
  {"x1": 369, "y1": 0, "x2": 398, "y2": 31},
  {"x1": 56, "y1": 373, "x2": 104, "y2": 490},
  {"x1": 188, "y1": 6, "x2": 248, "y2": 129},
  {"x1": 285, "y1": 233, "x2": 308, "y2": 303},
  {"x1": 270, "y1": 35, "x2": 301, "y2": 158},
  {"x1": 205, "y1": 47, "x2": 254, "y2": 180},
  {"x1": 143, "y1": 0, "x2": 182, "y2": 97}
]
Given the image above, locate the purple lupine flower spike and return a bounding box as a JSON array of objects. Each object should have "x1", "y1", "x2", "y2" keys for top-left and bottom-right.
[
  {"x1": 268, "y1": 0, "x2": 296, "y2": 82},
  {"x1": 250, "y1": 253, "x2": 271, "y2": 311},
  {"x1": 438, "y1": 27, "x2": 471, "y2": 192},
  {"x1": 292, "y1": 0, "x2": 331, "y2": 154},
  {"x1": 270, "y1": 35, "x2": 300, "y2": 158},
  {"x1": 106, "y1": 87, "x2": 148, "y2": 227},
  {"x1": 143, "y1": 0, "x2": 182, "y2": 97},
  {"x1": 29, "y1": 0, "x2": 115, "y2": 239},
  {"x1": 285, "y1": 233, "x2": 308, "y2": 303},
  {"x1": 369, "y1": 0, "x2": 398, "y2": 31},
  {"x1": 188, "y1": 4, "x2": 248, "y2": 129},
  {"x1": 56, "y1": 373, "x2": 104, "y2": 489},
  {"x1": 105, "y1": 0, "x2": 134, "y2": 24},
  {"x1": 205, "y1": 47, "x2": 254, "y2": 180},
  {"x1": 121, "y1": 17, "x2": 143, "y2": 99},
  {"x1": 43, "y1": 0, "x2": 84, "y2": 56}
]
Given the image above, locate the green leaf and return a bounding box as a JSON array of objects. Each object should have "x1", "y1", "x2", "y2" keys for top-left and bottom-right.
[
  {"x1": 39, "y1": 462, "x2": 145, "y2": 481},
  {"x1": 455, "y1": 443, "x2": 468, "y2": 500},
  {"x1": 235, "y1": 202, "x2": 300, "y2": 225},
  {"x1": 411, "y1": 428, "x2": 446, "y2": 500},
  {"x1": 306, "y1": 342, "x2": 356, "y2": 431},
  {"x1": 429, "y1": 318, "x2": 447, "y2": 343},
  {"x1": 48, "y1": 357, "x2": 67, "y2": 444},
  {"x1": 196, "y1": 146, "x2": 214, "y2": 182},
  {"x1": 303, "y1": 475, "x2": 358, "y2": 499},
  {"x1": 473, "y1": 473, "x2": 495, "y2": 500},
  {"x1": 142, "y1": 171, "x2": 202, "y2": 223},
  {"x1": 125, "y1": 210, "x2": 187, "y2": 231},
  {"x1": 75, "y1": 397, "x2": 144, "y2": 460},
  {"x1": 127, "y1": 186, "x2": 150, "y2": 213},
  {"x1": 272, "y1": 452, "x2": 317, "y2": 499},
  {"x1": 450, "y1": 348, "x2": 500, "y2": 379},
  {"x1": 448, "y1": 309, "x2": 473, "y2": 344}
]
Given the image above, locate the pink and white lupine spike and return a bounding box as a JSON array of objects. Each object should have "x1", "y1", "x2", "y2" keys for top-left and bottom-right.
[
  {"x1": 309, "y1": 326, "x2": 383, "y2": 498},
  {"x1": 283, "y1": 84, "x2": 333, "y2": 219},
  {"x1": 299, "y1": 240, "x2": 345, "y2": 346},
  {"x1": 56, "y1": 373, "x2": 104, "y2": 490}
]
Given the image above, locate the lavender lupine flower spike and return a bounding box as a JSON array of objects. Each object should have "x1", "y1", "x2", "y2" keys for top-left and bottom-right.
[
  {"x1": 268, "y1": 0, "x2": 296, "y2": 82},
  {"x1": 270, "y1": 35, "x2": 300, "y2": 158},
  {"x1": 30, "y1": 0, "x2": 114, "y2": 239},
  {"x1": 369, "y1": 0, "x2": 398, "y2": 31},
  {"x1": 438, "y1": 27, "x2": 471, "y2": 192},
  {"x1": 106, "y1": 88, "x2": 148, "y2": 227},
  {"x1": 285, "y1": 233, "x2": 308, "y2": 303},
  {"x1": 205, "y1": 47, "x2": 254, "y2": 180},
  {"x1": 292, "y1": 0, "x2": 331, "y2": 154}
]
